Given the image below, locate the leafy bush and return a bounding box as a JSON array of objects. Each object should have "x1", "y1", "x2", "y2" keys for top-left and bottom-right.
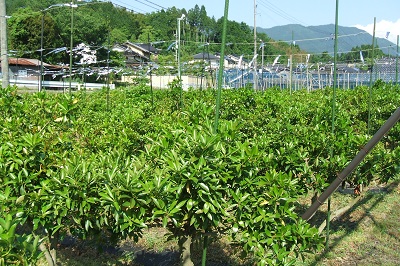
[{"x1": 1, "y1": 83, "x2": 399, "y2": 265}]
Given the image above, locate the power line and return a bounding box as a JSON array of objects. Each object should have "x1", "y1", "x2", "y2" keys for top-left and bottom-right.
[
  {"x1": 131, "y1": 0, "x2": 160, "y2": 11},
  {"x1": 258, "y1": 0, "x2": 306, "y2": 26},
  {"x1": 141, "y1": 0, "x2": 166, "y2": 10},
  {"x1": 257, "y1": 0, "x2": 335, "y2": 37},
  {"x1": 112, "y1": 0, "x2": 146, "y2": 13},
  {"x1": 113, "y1": 0, "x2": 160, "y2": 12}
]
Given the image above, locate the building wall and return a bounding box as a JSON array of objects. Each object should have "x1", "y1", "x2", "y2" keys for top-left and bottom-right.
[
  {"x1": 9, "y1": 65, "x2": 40, "y2": 81},
  {"x1": 121, "y1": 75, "x2": 215, "y2": 90}
]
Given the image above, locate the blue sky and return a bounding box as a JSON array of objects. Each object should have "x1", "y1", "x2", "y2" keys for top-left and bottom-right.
[{"x1": 111, "y1": 0, "x2": 400, "y2": 44}]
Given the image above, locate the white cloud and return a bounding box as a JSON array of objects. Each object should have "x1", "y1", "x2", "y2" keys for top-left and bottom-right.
[{"x1": 354, "y1": 19, "x2": 400, "y2": 45}]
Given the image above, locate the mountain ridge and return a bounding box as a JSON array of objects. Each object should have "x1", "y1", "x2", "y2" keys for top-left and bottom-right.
[{"x1": 256, "y1": 24, "x2": 396, "y2": 55}]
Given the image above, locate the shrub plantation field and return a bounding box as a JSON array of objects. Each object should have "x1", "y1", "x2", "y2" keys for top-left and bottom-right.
[{"x1": 1, "y1": 82, "x2": 399, "y2": 265}]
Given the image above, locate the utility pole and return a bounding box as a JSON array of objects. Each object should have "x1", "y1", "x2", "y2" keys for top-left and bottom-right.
[
  {"x1": 0, "y1": 0, "x2": 9, "y2": 88},
  {"x1": 253, "y1": 0, "x2": 257, "y2": 91}
]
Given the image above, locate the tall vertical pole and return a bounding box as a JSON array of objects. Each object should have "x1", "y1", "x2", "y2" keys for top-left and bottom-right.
[
  {"x1": 261, "y1": 42, "x2": 264, "y2": 69},
  {"x1": 0, "y1": 0, "x2": 9, "y2": 88},
  {"x1": 69, "y1": 0, "x2": 75, "y2": 93},
  {"x1": 148, "y1": 33, "x2": 153, "y2": 109},
  {"x1": 209, "y1": 4, "x2": 230, "y2": 264},
  {"x1": 213, "y1": 0, "x2": 229, "y2": 134},
  {"x1": 290, "y1": 31, "x2": 294, "y2": 93},
  {"x1": 177, "y1": 15, "x2": 184, "y2": 108},
  {"x1": 200, "y1": 44, "x2": 205, "y2": 90},
  {"x1": 261, "y1": 41, "x2": 264, "y2": 90},
  {"x1": 253, "y1": 0, "x2": 258, "y2": 91},
  {"x1": 40, "y1": 12, "x2": 45, "y2": 92},
  {"x1": 368, "y1": 17, "x2": 376, "y2": 135},
  {"x1": 175, "y1": 28, "x2": 178, "y2": 62},
  {"x1": 326, "y1": 0, "x2": 339, "y2": 251},
  {"x1": 106, "y1": 23, "x2": 110, "y2": 111},
  {"x1": 177, "y1": 18, "x2": 181, "y2": 81},
  {"x1": 396, "y1": 35, "x2": 399, "y2": 85}
]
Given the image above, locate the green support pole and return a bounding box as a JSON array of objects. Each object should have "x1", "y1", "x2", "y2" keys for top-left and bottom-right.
[
  {"x1": 290, "y1": 31, "x2": 294, "y2": 93},
  {"x1": 210, "y1": 1, "x2": 229, "y2": 260},
  {"x1": 396, "y1": 35, "x2": 399, "y2": 85},
  {"x1": 106, "y1": 24, "x2": 110, "y2": 112},
  {"x1": 148, "y1": 33, "x2": 153, "y2": 109},
  {"x1": 209, "y1": 5, "x2": 229, "y2": 265},
  {"x1": 177, "y1": 15, "x2": 184, "y2": 109},
  {"x1": 326, "y1": 0, "x2": 339, "y2": 250},
  {"x1": 368, "y1": 17, "x2": 376, "y2": 135},
  {"x1": 69, "y1": 0, "x2": 75, "y2": 94},
  {"x1": 213, "y1": 0, "x2": 229, "y2": 135},
  {"x1": 40, "y1": 12, "x2": 44, "y2": 92}
]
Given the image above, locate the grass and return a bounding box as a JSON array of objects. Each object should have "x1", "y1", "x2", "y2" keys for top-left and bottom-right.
[
  {"x1": 297, "y1": 179, "x2": 400, "y2": 266},
  {"x1": 37, "y1": 180, "x2": 400, "y2": 266}
]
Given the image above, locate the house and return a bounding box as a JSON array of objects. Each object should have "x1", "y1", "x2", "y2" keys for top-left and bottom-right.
[
  {"x1": 224, "y1": 54, "x2": 248, "y2": 69},
  {"x1": 191, "y1": 52, "x2": 221, "y2": 69},
  {"x1": 112, "y1": 41, "x2": 160, "y2": 67},
  {"x1": 1, "y1": 57, "x2": 112, "y2": 90},
  {"x1": 1, "y1": 57, "x2": 63, "y2": 82}
]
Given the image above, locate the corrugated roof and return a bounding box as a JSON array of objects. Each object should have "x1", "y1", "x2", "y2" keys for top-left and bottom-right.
[
  {"x1": 124, "y1": 41, "x2": 159, "y2": 54},
  {"x1": 193, "y1": 52, "x2": 219, "y2": 60},
  {"x1": 4, "y1": 58, "x2": 62, "y2": 69}
]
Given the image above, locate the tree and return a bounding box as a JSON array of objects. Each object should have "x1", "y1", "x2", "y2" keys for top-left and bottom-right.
[
  {"x1": 8, "y1": 8, "x2": 63, "y2": 62},
  {"x1": 187, "y1": 4, "x2": 201, "y2": 42},
  {"x1": 147, "y1": 7, "x2": 184, "y2": 42},
  {"x1": 214, "y1": 19, "x2": 253, "y2": 55},
  {"x1": 110, "y1": 28, "x2": 129, "y2": 44},
  {"x1": 6, "y1": 0, "x2": 299, "y2": 71},
  {"x1": 310, "y1": 51, "x2": 333, "y2": 63},
  {"x1": 136, "y1": 25, "x2": 160, "y2": 43}
]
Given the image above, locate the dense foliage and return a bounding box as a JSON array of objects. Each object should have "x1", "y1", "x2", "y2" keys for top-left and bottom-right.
[
  {"x1": 5, "y1": 0, "x2": 291, "y2": 69},
  {"x1": 1, "y1": 83, "x2": 399, "y2": 265},
  {"x1": 6, "y1": 0, "x2": 383, "y2": 78}
]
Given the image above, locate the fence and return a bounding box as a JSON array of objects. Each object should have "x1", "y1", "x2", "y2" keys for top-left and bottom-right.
[{"x1": 4, "y1": 78, "x2": 114, "y2": 91}]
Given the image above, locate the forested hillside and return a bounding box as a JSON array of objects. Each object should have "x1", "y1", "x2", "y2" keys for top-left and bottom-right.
[
  {"x1": 5, "y1": 0, "x2": 384, "y2": 74},
  {"x1": 5, "y1": 0, "x2": 295, "y2": 68}
]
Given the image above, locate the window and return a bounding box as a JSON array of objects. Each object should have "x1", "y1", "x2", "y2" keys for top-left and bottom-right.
[{"x1": 18, "y1": 70, "x2": 27, "y2": 77}]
